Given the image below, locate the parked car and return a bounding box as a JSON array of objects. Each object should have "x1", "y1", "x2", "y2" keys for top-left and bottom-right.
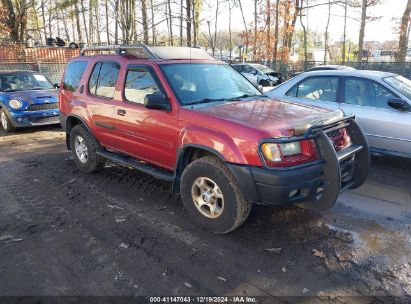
[
  {"x1": 293, "y1": 65, "x2": 355, "y2": 77},
  {"x1": 59, "y1": 45, "x2": 369, "y2": 233},
  {"x1": 267, "y1": 70, "x2": 411, "y2": 159},
  {"x1": 232, "y1": 63, "x2": 283, "y2": 86},
  {"x1": 307, "y1": 65, "x2": 355, "y2": 72},
  {"x1": 0, "y1": 71, "x2": 59, "y2": 132}
]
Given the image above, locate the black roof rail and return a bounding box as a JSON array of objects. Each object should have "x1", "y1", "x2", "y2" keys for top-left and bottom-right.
[{"x1": 80, "y1": 44, "x2": 160, "y2": 60}]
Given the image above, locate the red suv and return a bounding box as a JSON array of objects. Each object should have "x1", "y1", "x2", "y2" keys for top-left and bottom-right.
[{"x1": 59, "y1": 45, "x2": 370, "y2": 233}]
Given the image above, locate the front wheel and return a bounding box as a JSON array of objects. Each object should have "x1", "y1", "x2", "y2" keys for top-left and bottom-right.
[
  {"x1": 69, "y1": 124, "x2": 105, "y2": 173},
  {"x1": 0, "y1": 109, "x2": 15, "y2": 133},
  {"x1": 180, "y1": 156, "x2": 251, "y2": 234}
]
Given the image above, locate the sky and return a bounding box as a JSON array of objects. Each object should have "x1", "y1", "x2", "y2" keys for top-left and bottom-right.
[{"x1": 200, "y1": 0, "x2": 409, "y2": 44}]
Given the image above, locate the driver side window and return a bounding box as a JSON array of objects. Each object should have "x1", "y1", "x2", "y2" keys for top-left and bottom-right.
[
  {"x1": 243, "y1": 65, "x2": 253, "y2": 74},
  {"x1": 343, "y1": 77, "x2": 398, "y2": 109},
  {"x1": 287, "y1": 77, "x2": 339, "y2": 102}
]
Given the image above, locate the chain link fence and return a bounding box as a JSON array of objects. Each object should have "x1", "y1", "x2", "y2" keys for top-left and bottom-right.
[
  {"x1": 0, "y1": 62, "x2": 67, "y2": 83},
  {"x1": 250, "y1": 61, "x2": 411, "y2": 80},
  {"x1": 0, "y1": 43, "x2": 411, "y2": 83}
]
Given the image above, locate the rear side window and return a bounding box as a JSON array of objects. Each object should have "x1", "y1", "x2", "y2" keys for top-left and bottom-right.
[
  {"x1": 124, "y1": 68, "x2": 161, "y2": 104},
  {"x1": 63, "y1": 61, "x2": 87, "y2": 92},
  {"x1": 232, "y1": 65, "x2": 243, "y2": 72},
  {"x1": 286, "y1": 77, "x2": 339, "y2": 102},
  {"x1": 88, "y1": 61, "x2": 120, "y2": 99}
]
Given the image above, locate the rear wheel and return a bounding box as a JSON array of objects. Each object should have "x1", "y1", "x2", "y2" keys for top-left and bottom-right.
[
  {"x1": 69, "y1": 124, "x2": 105, "y2": 173},
  {"x1": 180, "y1": 156, "x2": 251, "y2": 234},
  {"x1": 0, "y1": 109, "x2": 15, "y2": 133}
]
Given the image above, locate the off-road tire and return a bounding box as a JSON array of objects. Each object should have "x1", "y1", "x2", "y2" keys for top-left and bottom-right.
[
  {"x1": 69, "y1": 124, "x2": 106, "y2": 173},
  {"x1": 0, "y1": 108, "x2": 15, "y2": 133},
  {"x1": 180, "y1": 156, "x2": 252, "y2": 234}
]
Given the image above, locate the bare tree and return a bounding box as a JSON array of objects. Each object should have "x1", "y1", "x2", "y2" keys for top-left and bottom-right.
[
  {"x1": 342, "y1": 0, "x2": 348, "y2": 63},
  {"x1": 142, "y1": 0, "x2": 149, "y2": 44},
  {"x1": 324, "y1": 0, "x2": 331, "y2": 64},
  {"x1": 266, "y1": 0, "x2": 271, "y2": 60},
  {"x1": 350, "y1": 0, "x2": 384, "y2": 61},
  {"x1": 396, "y1": 0, "x2": 411, "y2": 62},
  {"x1": 186, "y1": 0, "x2": 191, "y2": 46},
  {"x1": 213, "y1": 0, "x2": 219, "y2": 52},
  {"x1": 114, "y1": 0, "x2": 119, "y2": 43},
  {"x1": 105, "y1": 0, "x2": 110, "y2": 44},
  {"x1": 167, "y1": 0, "x2": 173, "y2": 45},
  {"x1": 1, "y1": 0, "x2": 32, "y2": 42},
  {"x1": 237, "y1": 0, "x2": 248, "y2": 56},
  {"x1": 228, "y1": 0, "x2": 235, "y2": 60},
  {"x1": 180, "y1": 0, "x2": 183, "y2": 46},
  {"x1": 273, "y1": 0, "x2": 280, "y2": 63},
  {"x1": 41, "y1": 0, "x2": 47, "y2": 40},
  {"x1": 150, "y1": 0, "x2": 156, "y2": 45},
  {"x1": 253, "y1": 0, "x2": 257, "y2": 58},
  {"x1": 74, "y1": 1, "x2": 83, "y2": 42},
  {"x1": 193, "y1": 0, "x2": 202, "y2": 46},
  {"x1": 300, "y1": 0, "x2": 308, "y2": 63}
]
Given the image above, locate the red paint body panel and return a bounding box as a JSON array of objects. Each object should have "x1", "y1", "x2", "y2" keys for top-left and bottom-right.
[{"x1": 59, "y1": 55, "x2": 337, "y2": 170}]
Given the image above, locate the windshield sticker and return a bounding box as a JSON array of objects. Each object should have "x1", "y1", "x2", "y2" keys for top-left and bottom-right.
[{"x1": 34, "y1": 74, "x2": 47, "y2": 82}]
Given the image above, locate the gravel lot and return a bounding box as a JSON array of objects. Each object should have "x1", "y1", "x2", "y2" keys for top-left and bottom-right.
[{"x1": 0, "y1": 126, "x2": 410, "y2": 302}]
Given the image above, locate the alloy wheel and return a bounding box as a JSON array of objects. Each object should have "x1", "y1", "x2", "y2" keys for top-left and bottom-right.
[{"x1": 191, "y1": 177, "x2": 224, "y2": 218}]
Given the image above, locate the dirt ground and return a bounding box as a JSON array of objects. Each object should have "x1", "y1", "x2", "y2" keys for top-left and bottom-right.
[{"x1": 0, "y1": 125, "x2": 410, "y2": 302}]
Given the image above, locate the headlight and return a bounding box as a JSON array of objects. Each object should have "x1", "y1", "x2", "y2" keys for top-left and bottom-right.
[
  {"x1": 261, "y1": 143, "x2": 281, "y2": 162},
  {"x1": 279, "y1": 142, "x2": 301, "y2": 156},
  {"x1": 261, "y1": 141, "x2": 302, "y2": 162},
  {"x1": 9, "y1": 99, "x2": 22, "y2": 110}
]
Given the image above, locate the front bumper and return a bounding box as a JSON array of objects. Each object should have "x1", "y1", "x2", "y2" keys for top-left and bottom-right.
[
  {"x1": 8, "y1": 109, "x2": 60, "y2": 127},
  {"x1": 228, "y1": 161, "x2": 324, "y2": 206},
  {"x1": 228, "y1": 117, "x2": 370, "y2": 210}
]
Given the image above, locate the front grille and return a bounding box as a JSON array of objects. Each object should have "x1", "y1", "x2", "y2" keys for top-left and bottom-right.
[
  {"x1": 326, "y1": 130, "x2": 340, "y2": 138},
  {"x1": 30, "y1": 116, "x2": 59, "y2": 124},
  {"x1": 326, "y1": 128, "x2": 347, "y2": 152},
  {"x1": 27, "y1": 102, "x2": 58, "y2": 111}
]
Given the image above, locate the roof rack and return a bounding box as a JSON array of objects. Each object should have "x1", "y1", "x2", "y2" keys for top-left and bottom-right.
[{"x1": 80, "y1": 44, "x2": 160, "y2": 60}]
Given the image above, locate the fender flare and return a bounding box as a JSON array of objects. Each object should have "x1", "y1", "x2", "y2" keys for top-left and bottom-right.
[
  {"x1": 63, "y1": 114, "x2": 94, "y2": 150},
  {"x1": 172, "y1": 143, "x2": 227, "y2": 195}
]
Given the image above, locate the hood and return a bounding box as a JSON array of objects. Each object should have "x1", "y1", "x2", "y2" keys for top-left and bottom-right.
[
  {"x1": 5, "y1": 89, "x2": 58, "y2": 106},
  {"x1": 193, "y1": 98, "x2": 344, "y2": 137}
]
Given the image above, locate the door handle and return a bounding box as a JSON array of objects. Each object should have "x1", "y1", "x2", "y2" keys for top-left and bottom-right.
[{"x1": 117, "y1": 109, "x2": 126, "y2": 116}]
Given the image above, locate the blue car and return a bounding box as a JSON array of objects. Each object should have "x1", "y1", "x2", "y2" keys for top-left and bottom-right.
[{"x1": 0, "y1": 70, "x2": 59, "y2": 133}]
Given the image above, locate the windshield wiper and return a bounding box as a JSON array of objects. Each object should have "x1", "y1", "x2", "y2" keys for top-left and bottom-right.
[
  {"x1": 229, "y1": 94, "x2": 267, "y2": 100},
  {"x1": 184, "y1": 98, "x2": 226, "y2": 106},
  {"x1": 3, "y1": 87, "x2": 48, "y2": 92},
  {"x1": 28, "y1": 87, "x2": 49, "y2": 90}
]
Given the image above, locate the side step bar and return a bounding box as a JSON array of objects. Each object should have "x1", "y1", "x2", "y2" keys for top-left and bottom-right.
[{"x1": 96, "y1": 150, "x2": 174, "y2": 181}]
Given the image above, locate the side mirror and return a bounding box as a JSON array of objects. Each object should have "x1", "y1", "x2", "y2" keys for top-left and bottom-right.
[
  {"x1": 387, "y1": 98, "x2": 409, "y2": 111},
  {"x1": 53, "y1": 83, "x2": 60, "y2": 89},
  {"x1": 144, "y1": 93, "x2": 171, "y2": 111}
]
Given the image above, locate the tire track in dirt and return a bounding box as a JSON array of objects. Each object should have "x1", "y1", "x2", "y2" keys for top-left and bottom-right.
[
  {"x1": 25, "y1": 151, "x2": 387, "y2": 298},
  {"x1": 2, "y1": 131, "x2": 409, "y2": 299}
]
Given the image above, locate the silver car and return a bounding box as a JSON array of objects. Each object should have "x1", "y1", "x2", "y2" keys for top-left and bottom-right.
[
  {"x1": 267, "y1": 70, "x2": 411, "y2": 158},
  {"x1": 231, "y1": 63, "x2": 280, "y2": 87}
]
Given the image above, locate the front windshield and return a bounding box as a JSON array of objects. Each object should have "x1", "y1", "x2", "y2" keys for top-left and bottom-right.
[
  {"x1": 383, "y1": 75, "x2": 411, "y2": 100},
  {"x1": 251, "y1": 64, "x2": 274, "y2": 74},
  {"x1": 160, "y1": 63, "x2": 262, "y2": 105},
  {"x1": 0, "y1": 73, "x2": 54, "y2": 92}
]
